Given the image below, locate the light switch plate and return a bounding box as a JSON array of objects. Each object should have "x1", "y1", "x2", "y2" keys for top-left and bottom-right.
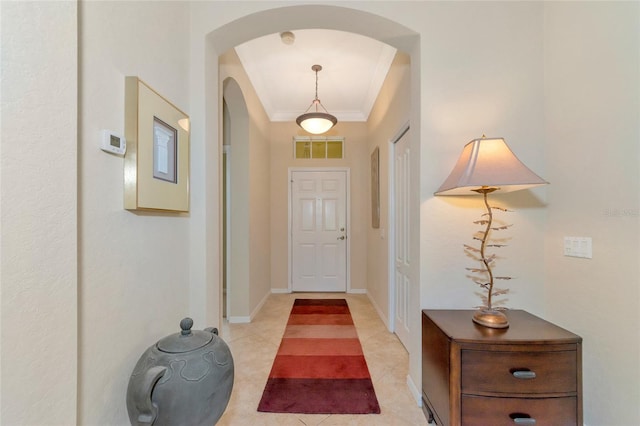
[{"x1": 564, "y1": 236, "x2": 592, "y2": 259}]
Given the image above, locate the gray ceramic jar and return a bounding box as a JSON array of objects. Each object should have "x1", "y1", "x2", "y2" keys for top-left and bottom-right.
[{"x1": 126, "y1": 318, "x2": 234, "y2": 426}]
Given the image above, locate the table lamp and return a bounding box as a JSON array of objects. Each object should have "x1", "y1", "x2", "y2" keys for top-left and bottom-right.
[{"x1": 435, "y1": 136, "x2": 548, "y2": 328}]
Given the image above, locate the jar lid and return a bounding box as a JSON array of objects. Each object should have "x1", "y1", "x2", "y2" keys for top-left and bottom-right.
[{"x1": 156, "y1": 318, "x2": 213, "y2": 354}]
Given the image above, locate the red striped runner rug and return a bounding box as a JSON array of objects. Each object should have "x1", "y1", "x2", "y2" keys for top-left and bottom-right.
[{"x1": 257, "y1": 298, "x2": 381, "y2": 414}]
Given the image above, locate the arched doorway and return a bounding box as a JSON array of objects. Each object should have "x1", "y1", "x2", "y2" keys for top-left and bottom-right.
[
  {"x1": 222, "y1": 77, "x2": 250, "y2": 323},
  {"x1": 197, "y1": 4, "x2": 422, "y2": 402}
]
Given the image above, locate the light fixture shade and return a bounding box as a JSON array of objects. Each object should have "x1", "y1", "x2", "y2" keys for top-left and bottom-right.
[
  {"x1": 435, "y1": 137, "x2": 548, "y2": 195},
  {"x1": 296, "y1": 112, "x2": 338, "y2": 135},
  {"x1": 296, "y1": 64, "x2": 337, "y2": 135}
]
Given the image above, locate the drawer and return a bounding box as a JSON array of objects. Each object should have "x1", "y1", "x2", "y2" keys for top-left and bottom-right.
[
  {"x1": 461, "y1": 349, "x2": 577, "y2": 395},
  {"x1": 461, "y1": 395, "x2": 577, "y2": 426}
]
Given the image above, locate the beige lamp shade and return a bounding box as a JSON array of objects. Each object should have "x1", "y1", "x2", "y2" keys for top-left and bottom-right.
[
  {"x1": 296, "y1": 109, "x2": 337, "y2": 134},
  {"x1": 296, "y1": 65, "x2": 337, "y2": 135},
  {"x1": 435, "y1": 137, "x2": 548, "y2": 195}
]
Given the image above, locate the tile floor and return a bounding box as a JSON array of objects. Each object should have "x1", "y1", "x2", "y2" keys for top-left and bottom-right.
[{"x1": 217, "y1": 292, "x2": 429, "y2": 425}]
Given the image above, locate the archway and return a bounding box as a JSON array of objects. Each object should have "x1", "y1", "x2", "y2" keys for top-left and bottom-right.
[
  {"x1": 198, "y1": 4, "x2": 422, "y2": 402},
  {"x1": 222, "y1": 77, "x2": 251, "y2": 323}
]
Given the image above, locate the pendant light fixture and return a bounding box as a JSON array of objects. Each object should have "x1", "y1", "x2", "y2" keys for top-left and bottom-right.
[{"x1": 296, "y1": 64, "x2": 337, "y2": 134}]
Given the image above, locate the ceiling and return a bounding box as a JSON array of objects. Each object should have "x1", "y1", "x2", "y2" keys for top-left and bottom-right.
[{"x1": 234, "y1": 29, "x2": 397, "y2": 123}]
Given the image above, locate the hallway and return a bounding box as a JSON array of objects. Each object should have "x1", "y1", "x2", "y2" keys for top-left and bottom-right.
[{"x1": 218, "y1": 293, "x2": 428, "y2": 425}]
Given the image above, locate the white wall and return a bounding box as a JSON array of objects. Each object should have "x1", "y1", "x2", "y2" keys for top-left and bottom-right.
[
  {"x1": 544, "y1": 3, "x2": 640, "y2": 424},
  {"x1": 366, "y1": 51, "x2": 412, "y2": 324},
  {"x1": 78, "y1": 2, "x2": 191, "y2": 423},
  {"x1": 0, "y1": 2, "x2": 78, "y2": 424},
  {"x1": 246, "y1": 75, "x2": 272, "y2": 317},
  {"x1": 222, "y1": 76, "x2": 251, "y2": 320},
  {"x1": 2, "y1": 2, "x2": 638, "y2": 425},
  {"x1": 419, "y1": 1, "x2": 547, "y2": 313},
  {"x1": 269, "y1": 122, "x2": 370, "y2": 293},
  {"x1": 411, "y1": 2, "x2": 548, "y2": 401},
  {"x1": 220, "y1": 49, "x2": 272, "y2": 321}
]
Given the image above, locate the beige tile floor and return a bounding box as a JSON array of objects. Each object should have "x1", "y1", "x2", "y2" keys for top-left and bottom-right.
[{"x1": 217, "y1": 292, "x2": 429, "y2": 426}]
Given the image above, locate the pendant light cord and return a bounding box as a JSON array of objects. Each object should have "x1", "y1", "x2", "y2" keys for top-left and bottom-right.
[{"x1": 315, "y1": 68, "x2": 319, "y2": 103}]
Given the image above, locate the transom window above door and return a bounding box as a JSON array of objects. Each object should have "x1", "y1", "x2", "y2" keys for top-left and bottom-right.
[{"x1": 294, "y1": 137, "x2": 344, "y2": 159}]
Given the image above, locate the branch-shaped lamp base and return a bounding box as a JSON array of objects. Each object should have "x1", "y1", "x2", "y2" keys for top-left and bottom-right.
[
  {"x1": 471, "y1": 187, "x2": 510, "y2": 329},
  {"x1": 473, "y1": 309, "x2": 509, "y2": 328}
]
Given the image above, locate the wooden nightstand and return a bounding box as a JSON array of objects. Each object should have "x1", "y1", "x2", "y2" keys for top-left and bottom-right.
[{"x1": 421, "y1": 310, "x2": 582, "y2": 426}]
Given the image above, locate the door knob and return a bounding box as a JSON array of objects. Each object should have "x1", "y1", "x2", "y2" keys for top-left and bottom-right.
[{"x1": 337, "y1": 236, "x2": 345, "y2": 240}]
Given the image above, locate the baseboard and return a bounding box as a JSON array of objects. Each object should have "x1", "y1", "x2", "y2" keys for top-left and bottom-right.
[
  {"x1": 249, "y1": 290, "x2": 271, "y2": 321},
  {"x1": 271, "y1": 288, "x2": 364, "y2": 294},
  {"x1": 367, "y1": 292, "x2": 391, "y2": 330},
  {"x1": 229, "y1": 290, "x2": 272, "y2": 324},
  {"x1": 406, "y1": 374, "x2": 422, "y2": 407}
]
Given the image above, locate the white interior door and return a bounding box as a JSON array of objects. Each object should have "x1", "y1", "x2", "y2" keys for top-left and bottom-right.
[
  {"x1": 291, "y1": 170, "x2": 347, "y2": 292},
  {"x1": 392, "y1": 128, "x2": 411, "y2": 349}
]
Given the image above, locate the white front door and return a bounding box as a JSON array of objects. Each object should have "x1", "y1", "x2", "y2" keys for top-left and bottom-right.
[
  {"x1": 392, "y1": 128, "x2": 411, "y2": 349},
  {"x1": 291, "y1": 170, "x2": 347, "y2": 292}
]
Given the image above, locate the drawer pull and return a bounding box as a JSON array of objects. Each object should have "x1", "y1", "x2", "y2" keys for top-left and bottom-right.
[
  {"x1": 510, "y1": 413, "x2": 536, "y2": 425},
  {"x1": 512, "y1": 370, "x2": 536, "y2": 379}
]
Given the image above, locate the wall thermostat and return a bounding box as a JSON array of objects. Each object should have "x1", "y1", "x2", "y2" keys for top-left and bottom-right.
[{"x1": 101, "y1": 129, "x2": 126, "y2": 155}]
